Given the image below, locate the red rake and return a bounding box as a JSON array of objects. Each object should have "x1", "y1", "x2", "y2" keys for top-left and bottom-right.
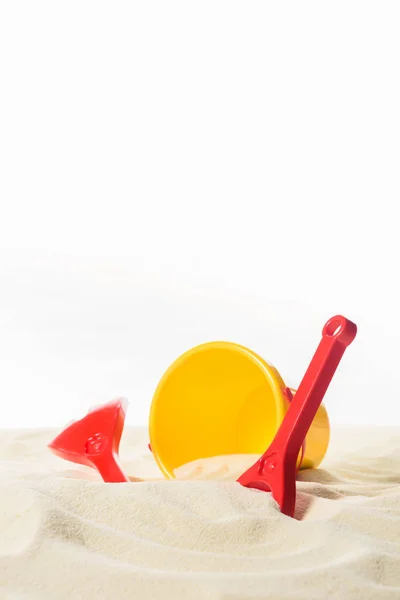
[{"x1": 48, "y1": 398, "x2": 129, "y2": 482}]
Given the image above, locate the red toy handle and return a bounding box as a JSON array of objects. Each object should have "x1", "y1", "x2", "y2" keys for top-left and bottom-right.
[{"x1": 237, "y1": 315, "x2": 357, "y2": 517}]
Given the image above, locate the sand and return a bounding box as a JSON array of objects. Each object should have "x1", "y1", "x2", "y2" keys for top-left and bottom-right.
[{"x1": 0, "y1": 426, "x2": 399, "y2": 599}]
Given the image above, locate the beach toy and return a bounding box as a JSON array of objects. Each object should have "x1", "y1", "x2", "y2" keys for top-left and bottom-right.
[
  {"x1": 237, "y1": 315, "x2": 357, "y2": 516},
  {"x1": 48, "y1": 314, "x2": 357, "y2": 517},
  {"x1": 49, "y1": 398, "x2": 130, "y2": 482}
]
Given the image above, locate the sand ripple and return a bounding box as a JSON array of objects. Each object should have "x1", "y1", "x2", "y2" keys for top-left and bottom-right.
[{"x1": 0, "y1": 426, "x2": 399, "y2": 599}]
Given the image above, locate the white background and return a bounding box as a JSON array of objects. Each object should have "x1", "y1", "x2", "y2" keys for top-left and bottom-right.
[{"x1": 0, "y1": 2, "x2": 399, "y2": 428}]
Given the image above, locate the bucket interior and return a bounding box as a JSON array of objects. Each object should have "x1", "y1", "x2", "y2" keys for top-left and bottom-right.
[{"x1": 149, "y1": 343, "x2": 285, "y2": 477}]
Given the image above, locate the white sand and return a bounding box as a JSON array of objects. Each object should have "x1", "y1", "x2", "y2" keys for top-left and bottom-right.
[{"x1": 1, "y1": 426, "x2": 399, "y2": 599}]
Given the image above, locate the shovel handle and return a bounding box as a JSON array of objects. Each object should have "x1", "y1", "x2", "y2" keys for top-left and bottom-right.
[{"x1": 273, "y1": 315, "x2": 357, "y2": 460}]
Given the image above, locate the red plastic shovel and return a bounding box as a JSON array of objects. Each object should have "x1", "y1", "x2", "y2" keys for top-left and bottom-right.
[{"x1": 237, "y1": 315, "x2": 357, "y2": 517}]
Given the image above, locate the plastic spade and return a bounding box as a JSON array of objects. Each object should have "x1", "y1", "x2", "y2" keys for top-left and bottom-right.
[{"x1": 237, "y1": 315, "x2": 357, "y2": 517}]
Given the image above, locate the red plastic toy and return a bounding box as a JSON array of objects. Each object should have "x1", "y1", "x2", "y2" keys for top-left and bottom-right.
[
  {"x1": 237, "y1": 315, "x2": 357, "y2": 516},
  {"x1": 49, "y1": 398, "x2": 129, "y2": 482}
]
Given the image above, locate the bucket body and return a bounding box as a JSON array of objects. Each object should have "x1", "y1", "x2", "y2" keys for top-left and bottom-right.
[{"x1": 149, "y1": 342, "x2": 330, "y2": 479}]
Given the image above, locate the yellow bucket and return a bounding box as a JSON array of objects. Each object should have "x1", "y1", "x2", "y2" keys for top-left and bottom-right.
[{"x1": 149, "y1": 342, "x2": 330, "y2": 479}]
